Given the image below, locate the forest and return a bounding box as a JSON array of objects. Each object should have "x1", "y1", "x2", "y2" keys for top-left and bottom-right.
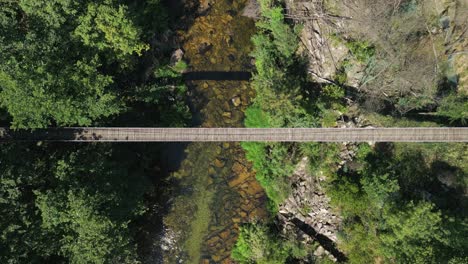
[
  {"x1": 0, "y1": 0, "x2": 189, "y2": 263},
  {"x1": 0, "y1": 0, "x2": 467, "y2": 263}
]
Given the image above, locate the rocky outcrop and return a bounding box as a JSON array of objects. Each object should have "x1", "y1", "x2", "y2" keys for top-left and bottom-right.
[
  {"x1": 275, "y1": 113, "x2": 372, "y2": 262},
  {"x1": 170, "y1": 48, "x2": 184, "y2": 66},
  {"x1": 242, "y1": 0, "x2": 260, "y2": 19},
  {"x1": 277, "y1": 157, "x2": 343, "y2": 262},
  {"x1": 285, "y1": 1, "x2": 349, "y2": 84}
]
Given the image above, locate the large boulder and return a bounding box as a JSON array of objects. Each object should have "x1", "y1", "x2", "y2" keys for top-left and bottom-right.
[{"x1": 242, "y1": 0, "x2": 260, "y2": 19}]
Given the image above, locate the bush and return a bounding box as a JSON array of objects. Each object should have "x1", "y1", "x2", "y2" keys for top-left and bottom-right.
[
  {"x1": 299, "y1": 142, "x2": 342, "y2": 176},
  {"x1": 242, "y1": 142, "x2": 295, "y2": 212},
  {"x1": 242, "y1": 0, "x2": 314, "y2": 213},
  {"x1": 437, "y1": 92, "x2": 468, "y2": 124},
  {"x1": 232, "y1": 223, "x2": 290, "y2": 264},
  {"x1": 344, "y1": 39, "x2": 375, "y2": 63},
  {"x1": 244, "y1": 106, "x2": 271, "y2": 128},
  {"x1": 172, "y1": 60, "x2": 188, "y2": 73}
]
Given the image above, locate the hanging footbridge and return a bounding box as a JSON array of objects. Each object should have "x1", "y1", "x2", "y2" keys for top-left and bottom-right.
[{"x1": 0, "y1": 127, "x2": 467, "y2": 142}]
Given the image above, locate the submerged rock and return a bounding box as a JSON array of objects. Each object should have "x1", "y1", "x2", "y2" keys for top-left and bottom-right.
[
  {"x1": 231, "y1": 96, "x2": 242, "y2": 107},
  {"x1": 214, "y1": 158, "x2": 225, "y2": 168},
  {"x1": 222, "y1": 111, "x2": 232, "y2": 119},
  {"x1": 198, "y1": 42, "x2": 213, "y2": 55}
]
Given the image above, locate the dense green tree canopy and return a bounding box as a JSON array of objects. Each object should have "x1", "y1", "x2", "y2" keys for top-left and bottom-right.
[
  {"x1": 0, "y1": 1, "x2": 183, "y2": 263},
  {"x1": 0, "y1": 143, "x2": 150, "y2": 263},
  {"x1": 0, "y1": 0, "x2": 153, "y2": 128}
]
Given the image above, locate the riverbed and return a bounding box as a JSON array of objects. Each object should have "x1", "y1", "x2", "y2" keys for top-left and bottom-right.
[{"x1": 160, "y1": 0, "x2": 267, "y2": 263}]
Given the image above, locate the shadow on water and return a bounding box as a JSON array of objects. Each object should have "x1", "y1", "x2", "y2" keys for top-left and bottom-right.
[{"x1": 183, "y1": 71, "x2": 252, "y2": 81}]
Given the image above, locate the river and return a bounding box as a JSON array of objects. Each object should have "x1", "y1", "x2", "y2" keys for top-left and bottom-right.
[{"x1": 158, "y1": 0, "x2": 267, "y2": 263}]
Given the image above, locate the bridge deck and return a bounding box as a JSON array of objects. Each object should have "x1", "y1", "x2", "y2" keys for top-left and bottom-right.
[{"x1": 1, "y1": 127, "x2": 467, "y2": 142}]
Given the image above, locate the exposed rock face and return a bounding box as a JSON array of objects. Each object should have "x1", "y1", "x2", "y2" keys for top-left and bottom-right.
[
  {"x1": 285, "y1": 1, "x2": 349, "y2": 84},
  {"x1": 275, "y1": 112, "x2": 373, "y2": 262},
  {"x1": 170, "y1": 48, "x2": 184, "y2": 66},
  {"x1": 336, "y1": 114, "x2": 374, "y2": 166},
  {"x1": 277, "y1": 157, "x2": 343, "y2": 262},
  {"x1": 242, "y1": 0, "x2": 260, "y2": 19}
]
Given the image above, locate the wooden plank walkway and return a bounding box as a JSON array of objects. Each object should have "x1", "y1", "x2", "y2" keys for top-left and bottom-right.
[{"x1": 1, "y1": 127, "x2": 467, "y2": 142}]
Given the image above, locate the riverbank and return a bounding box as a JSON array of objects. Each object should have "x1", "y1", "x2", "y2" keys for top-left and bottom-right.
[{"x1": 233, "y1": 0, "x2": 468, "y2": 263}]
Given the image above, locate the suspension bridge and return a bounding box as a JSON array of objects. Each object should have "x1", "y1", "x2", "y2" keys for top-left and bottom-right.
[{"x1": 0, "y1": 127, "x2": 467, "y2": 142}]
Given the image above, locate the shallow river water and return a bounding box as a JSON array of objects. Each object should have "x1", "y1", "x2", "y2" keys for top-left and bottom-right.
[{"x1": 161, "y1": 0, "x2": 268, "y2": 263}]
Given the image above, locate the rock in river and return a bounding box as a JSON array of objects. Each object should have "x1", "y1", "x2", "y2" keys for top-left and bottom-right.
[
  {"x1": 231, "y1": 96, "x2": 242, "y2": 107},
  {"x1": 170, "y1": 48, "x2": 184, "y2": 65},
  {"x1": 214, "y1": 158, "x2": 225, "y2": 168}
]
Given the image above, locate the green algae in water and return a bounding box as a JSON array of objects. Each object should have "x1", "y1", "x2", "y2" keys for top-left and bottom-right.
[
  {"x1": 185, "y1": 188, "x2": 214, "y2": 264},
  {"x1": 163, "y1": 142, "x2": 220, "y2": 263}
]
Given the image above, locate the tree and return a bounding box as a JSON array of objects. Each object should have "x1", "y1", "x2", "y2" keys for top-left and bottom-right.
[
  {"x1": 0, "y1": 143, "x2": 149, "y2": 263},
  {"x1": 0, "y1": 0, "x2": 151, "y2": 128},
  {"x1": 0, "y1": 143, "x2": 63, "y2": 263},
  {"x1": 437, "y1": 93, "x2": 468, "y2": 125},
  {"x1": 74, "y1": 3, "x2": 149, "y2": 59},
  {"x1": 381, "y1": 202, "x2": 447, "y2": 263},
  {"x1": 0, "y1": 57, "x2": 120, "y2": 128}
]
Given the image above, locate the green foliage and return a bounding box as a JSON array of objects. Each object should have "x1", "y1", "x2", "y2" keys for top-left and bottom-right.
[
  {"x1": 74, "y1": 3, "x2": 149, "y2": 58},
  {"x1": 0, "y1": 57, "x2": 121, "y2": 128},
  {"x1": 248, "y1": 0, "x2": 314, "y2": 128},
  {"x1": 355, "y1": 143, "x2": 372, "y2": 161},
  {"x1": 301, "y1": 142, "x2": 343, "y2": 177},
  {"x1": 396, "y1": 94, "x2": 435, "y2": 114},
  {"x1": 242, "y1": 0, "x2": 316, "y2": 214},
  {"x1": 340, "y1": 222, "x2": 382, "y2": 263},
  {"x1": 315, "y1": 84, "x2": 346, "y2": 127},
  {"x1": 126, "y1": 62, "x2": 190, "y2": 127},
  {"x1": 344, "y1": 39, "x2": 375, "y2": 63},
  {"x1": 244, "y1": 0, "x2": 352, "y2": 217},
  {"x1": 449, "y1": 257, "x2": 468, "y2": 264},
  {"x1": 241, "y1": 2, "x2": 468, "y2": 263},
  {"x1": 256, "y1": 6, "x2": 298, "y2": 62},
  {"x1": 172, "y1": 60, "x2": 188, "y2": 73},
  {"x1": 321, "y1": 84, "x2": 345, "y2": 101},
  {"x1": 320, "y1": 110, "x2": 339, "y2": 127},
  {"x1": 232, "y1": 222, "x2": 316, "y2": 263},
  {"x1": 380, "y1": 202, "x2": 447, "y2": 263},
  {"x1": 0, "y1": 0, "x2": 171, "y2": 128},
  {"x1": 241, "y1": 142, "x2": 295, "y2": 211},
  {"x1": 132, "y1": 83, "x2": 190, "y2": 127},
  {"x1": 326, "y1": 142, "x2": 468, "y2": 263},
  {"x1": 437, "y1": 92, "x2": 468, "y2": 124},
  {"x1": 231, "y1": 223, "x2": 290, "y2": 264},
  {"x1": 17, "y1": 0, "x2": 77, "y2": 28},
  {"x1": 0, "y1": 143, "x2": 150, "y2": 263},
  {"x1": 244, "y1": 106, "x2": 271, "y2": 128}
]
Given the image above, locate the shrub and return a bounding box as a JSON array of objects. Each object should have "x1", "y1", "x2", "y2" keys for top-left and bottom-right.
[
  {"x1": 344, "y1": 39, "x2": 375, "y2": 63},
  {"x1": 437, "y1": 93, "x2": 468, "y2": 124},
  {"x1": 232, "y1": 223, "x2": 289, "y2": 264}
]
